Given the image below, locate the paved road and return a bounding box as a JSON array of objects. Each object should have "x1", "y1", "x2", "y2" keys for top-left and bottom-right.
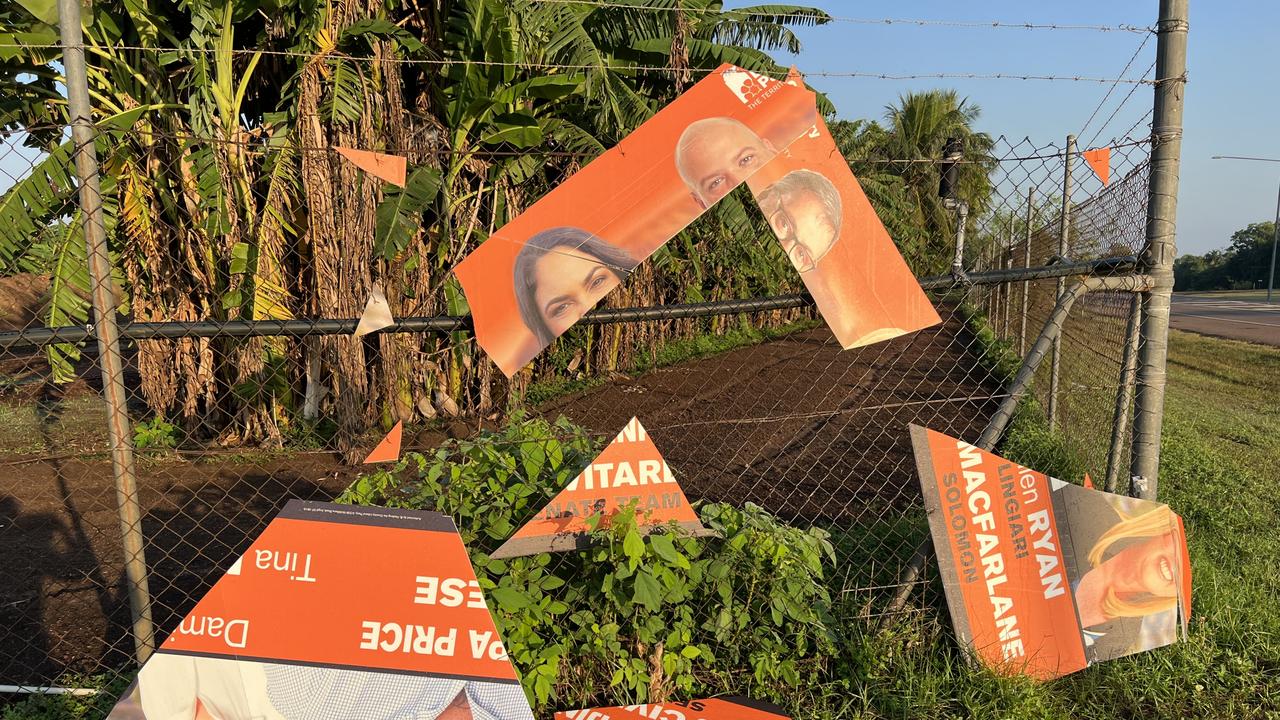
[{"x1": 1170, "y1": 294, "x2": 1280, "y2": 346}]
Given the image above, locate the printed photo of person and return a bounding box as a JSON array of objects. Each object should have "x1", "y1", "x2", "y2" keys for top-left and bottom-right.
[
  {"x1": 674, "y1": 117, "x2": 779, "y2": 209},
  {"x1": 512, "y1": 227, "x2": 640, "y2": 347},
  {"x1": 1059, "y1": 491, "x2": 1187, "y2": 663},
  {"x1": 755, "y1": 169, "x2": 841, "y2": 274},
  {"x1": 108, "y1": 653, "x2": 535, "y2": 720}
]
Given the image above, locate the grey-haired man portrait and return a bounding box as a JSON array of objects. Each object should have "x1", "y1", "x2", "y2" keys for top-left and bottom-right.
[{"x1": 755, "y1": 169, "x2": 843, "y2": 273}]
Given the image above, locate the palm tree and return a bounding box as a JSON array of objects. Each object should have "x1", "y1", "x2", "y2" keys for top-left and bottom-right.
[{"x1": 842, "y1": 90, "x2": 995, "y2": 275}]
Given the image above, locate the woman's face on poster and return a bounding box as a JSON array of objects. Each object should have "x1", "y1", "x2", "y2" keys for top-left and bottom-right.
[
  {"x1": 1106, "y1": 531, "x2": 1179, "y2": 602},
  {"x1": 531, "y1": 246, "x2": 621, "y2": 337}
]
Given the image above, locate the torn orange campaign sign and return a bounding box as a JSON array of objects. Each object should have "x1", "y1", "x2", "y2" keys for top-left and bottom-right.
[
  {"x1": 1083, "y1": 147, "x2": 1111, "y2": 186},
  {"x1": 354, "y1": 284, "x2": 395, "y2": 337},
  {"x1": 363, "y1": 420, "x2": 403, "y2": 464},
  {"x1": 106, "y1": 500, "x2": 533, "y2": 720},
  {"x1": 746, "y1": 72, "x2": 939, "y2": 348},
  {"x1": 490, "y1": 417, "x2": 713, "y2": 559},
  {"x1": 453, "y1": 64, "x2": 938, "y2": 376},
  {"x1": 910, "y1": 425, "x2": 1191, "y2": 680},
  {"x1": 335, "y1": 146, "x2": 408, "y2": 187},
  {"x1": 556, "y1": 696, "x2": 791, "y2": 720}
]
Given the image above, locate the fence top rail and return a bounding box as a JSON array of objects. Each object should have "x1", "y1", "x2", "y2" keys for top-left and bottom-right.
[{"x1": 0, "y1": 256, "x2": 1138, "y2": 351}]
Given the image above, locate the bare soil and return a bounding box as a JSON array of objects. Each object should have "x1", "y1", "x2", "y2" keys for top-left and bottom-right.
[
  {"x1": 0, "y1": 273, "x2": 47, "y2": 332},
  {"x1": 0, "y1": 306, "x2": 1000, "y2": 686}
]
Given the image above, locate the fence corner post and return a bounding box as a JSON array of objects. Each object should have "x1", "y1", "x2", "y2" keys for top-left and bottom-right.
[
  {"x1": 1131, "y1": 0, "x2": 1189, "y2": 501},
  {"x1": 57, "y1": 0, "x2": 156, "y2": 664},
  {"x1": 1049, "y1": 135, "x2": 1076, "y2": 430}
]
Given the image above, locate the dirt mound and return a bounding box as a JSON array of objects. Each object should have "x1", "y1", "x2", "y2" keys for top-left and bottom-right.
[
  {"x1": 0, "y1": 273, "x2": 48, "y2": 332},
  {"x1": 539, "y1": 308, "x2": 1001, "y2": 523}
]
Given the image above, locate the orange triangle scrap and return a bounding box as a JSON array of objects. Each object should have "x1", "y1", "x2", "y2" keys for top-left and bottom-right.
[
  {"x1": 335, "y1": 146, "x2": 407, "y2": 187},
  {"x1": 354, "y1": 285, "x2": 395, "y2": 337},
  {"x1": 491, "y1": 417, "x2": 714, "y2": 559},
  {"x1": 556, "y1": 696, "x2": 791, "y2": 720},
  {"x1": 363, "y1": 420, "x2": 403, "y2": 464},
  {"x1": 1083, "y1": 147, "x2": 1111, "y2": 186}
]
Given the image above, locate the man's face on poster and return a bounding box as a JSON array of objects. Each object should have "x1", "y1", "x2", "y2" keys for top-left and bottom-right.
[
  {"x1": 676, "y1": 117, "x2": 778, "y2": 208},
  {"x1": 758, "y1": 170, "x2": 842, "y2": 274}
]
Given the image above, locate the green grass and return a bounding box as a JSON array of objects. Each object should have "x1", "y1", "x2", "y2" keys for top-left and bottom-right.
[
  {"x1": 1177, "y1": 289, "x2": 1276, "y2": 303},
  {"x1": 821, "y1": 329, "x2": 1280, "y2": 719},
  {"x1": 0, "y1": 675, "x2": 127, "y2": 719}
]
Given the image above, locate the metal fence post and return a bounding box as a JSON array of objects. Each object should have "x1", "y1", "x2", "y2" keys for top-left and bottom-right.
[
  {"x1": 1131, "y1": 0, "x2": 1189, "y2": 501},
  {"x1": 1105, "y1": 294, "x2": 1142, "y2": 493},
  {"x1": 1020, "y1": 187, "x2": 1034, "y2": 357},
  {"x1": 1049, "y1": 135, "x2": 1076, "y2": 430},
  {"x1": 57, "y1": 0, "x2": 156, "y2": 663},
  {"x1": 1002, "y1": 235, "x2": 1013, "y2": 337}
]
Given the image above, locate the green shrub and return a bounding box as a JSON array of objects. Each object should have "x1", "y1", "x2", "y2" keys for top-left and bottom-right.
[
  {"x1": 132, "y1": 417, "x2": 179, "y2": 450},
  {"x1": 338, "y1": 414, "x2": 841, "y2": 712}
]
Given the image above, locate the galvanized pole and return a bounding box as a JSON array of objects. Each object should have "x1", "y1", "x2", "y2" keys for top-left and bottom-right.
[
  {"x1": 1130, "y1": 0, "x2": 1189, "y2": 501},
  {"x1": 998, "y1": 237, "x2": 1008, "y2": 338},
  {"x1": 1049, "y1": 135, "x2": 1076, "y2": 430},
  {"x1": 1021, "y1": 187, "x2": 1034, "y2": 356},
  {"x1": 1105, "y1": 294, "x2": 1142, "y2": 493},
  {"x1": 57, "y1": 0, "x2": 155, "y2": 662},
  {"x1": 1269, "y1": 179, "x2": 1279, "y2": 303}
]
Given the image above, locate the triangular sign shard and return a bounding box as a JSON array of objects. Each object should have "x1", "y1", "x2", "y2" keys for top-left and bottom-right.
[
  {"x1": 354, "y1": 285, "x2": 395, "y2": 337},
  {"x1": 106, "y1": 500, "x2": 534, "y2": 719},
  {"x1": 1083, "y1": 147, "x2": 1111, "y2": 186},
  {"x1": 363, "y1": 420, "x2": 403, "y2": 464},
  {"x1": 334, "y1": 146, "x2": 407, "y2": 187},
  {"x1": 491, "y1": 417, "x2": 714, "y2": 559},
  {"x1": 556, "y1": 696, "x2": 791, "y2": 720}
]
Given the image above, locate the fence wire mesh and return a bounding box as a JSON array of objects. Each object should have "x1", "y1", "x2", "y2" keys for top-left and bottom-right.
[{"x1": 0, "y1": 14, "x2": 1161, "y2": 715}]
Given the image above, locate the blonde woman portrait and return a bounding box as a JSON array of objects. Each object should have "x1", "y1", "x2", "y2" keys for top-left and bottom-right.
[{"x1": 1068, "y1": 500, "x2": 1186, "y2": 662}]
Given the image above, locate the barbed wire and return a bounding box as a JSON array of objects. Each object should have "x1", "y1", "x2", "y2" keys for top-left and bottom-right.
[
  {"x1": 26, "y1": 124, "x2": 1150, "y2": 163},
  {"x1": 530, "y1": 0, "x2": 1154, "y2": 33},
  {"x1": 1086, "y1": 61, "x2": 1158, "y2": 149},
  {"x1": 1078, "y1": 33, "x2": 1152, "y2": 141},
  {"x1": 0, "y1": 42, "x2": 1159, "y2": 85}
]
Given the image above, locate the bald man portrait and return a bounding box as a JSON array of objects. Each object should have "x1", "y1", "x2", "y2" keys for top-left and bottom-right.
[
  {"x1": 755, "y1": 169, "x2": 843, "y2": 273},
  {"x1": 674, "y1": 116, "x2": 778, "y2": 209}
]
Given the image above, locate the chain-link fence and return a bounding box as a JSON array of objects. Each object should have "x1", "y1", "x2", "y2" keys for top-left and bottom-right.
[{"x1": 0, "y1": 2, "x2": 1183, "y2": 713}]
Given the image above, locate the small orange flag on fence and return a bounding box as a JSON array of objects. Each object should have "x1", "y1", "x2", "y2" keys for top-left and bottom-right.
[
  {"x1": 335, "y1": 146, "x2": 407, "y2": 187},
  {"x1": 1083, "y1": 147, "x2": 1111, "y2": 186},
  {"x1": 362, "y1": 421, "x2": 403, "y2": 464}
]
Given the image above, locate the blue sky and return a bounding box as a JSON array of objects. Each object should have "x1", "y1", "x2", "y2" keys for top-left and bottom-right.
[{"x1": 741, "y1": 0, "x2": 1280, "y2": 255}]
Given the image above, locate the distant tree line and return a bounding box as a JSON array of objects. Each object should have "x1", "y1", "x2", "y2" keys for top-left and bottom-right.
[{"x1": 1174, "y1": 221, "x2": 1278, "y2": 290}]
